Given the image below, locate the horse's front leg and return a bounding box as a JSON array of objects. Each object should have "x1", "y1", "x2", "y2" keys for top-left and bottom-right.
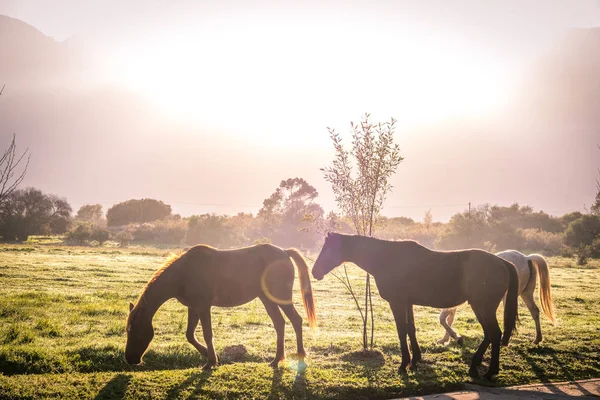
[
  {"x1": 390, "y1": 301, "x2": 411, "y2": 373},
  {"x1": 438, "y1": 307, "x2": 462, "y2": 345},
  {"x1": 186, "y1": 308, "x2": 209, "y2": 358},
  {"x1": 198, "y1": 306, "x2": 218, "y2": 370},
  {"x1": 406, "y1": 304, "x2": 421, "y2": 370}
]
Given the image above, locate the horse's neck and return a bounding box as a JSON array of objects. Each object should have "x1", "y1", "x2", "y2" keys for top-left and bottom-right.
[
  {"x1": 142, "y1": 274, "x2": 177, "y2": 317},
  {"x1": 342, "y1": 236, "x2": 382, "y2": 276}
]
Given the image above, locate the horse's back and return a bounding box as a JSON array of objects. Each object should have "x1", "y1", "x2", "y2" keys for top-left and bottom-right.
[
  {"x1": 179, "y1": 243, "x2": 295, "y2": 307},
  {"x1": 378, "y1": 249, "x2": 469, "y2": 308},
  {"x1": 495, "y1": 250, "x2": 531, "y2": 293},
  {"x1": 462, "y1": 249, "x2": 514, "y2": 305}
]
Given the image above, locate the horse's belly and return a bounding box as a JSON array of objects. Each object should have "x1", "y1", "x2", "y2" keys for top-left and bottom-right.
[
  {"x1": 410, "y1": 290, "x2": 466, "y2": 309},
  {"x1": 213, "y1": 297, "x2": 254, "y2": 308},
  {"x1": 212, "y1": 278, "x2": 259, "y2": 307}
]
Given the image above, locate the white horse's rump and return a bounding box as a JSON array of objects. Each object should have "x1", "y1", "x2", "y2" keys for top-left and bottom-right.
[{"x1": 438, "y1": 250, "x2": 556, "y2": 345}]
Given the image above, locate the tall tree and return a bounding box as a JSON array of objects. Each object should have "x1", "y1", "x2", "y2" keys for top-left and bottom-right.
[
  {"x1": 76, "y1": 204, "x2": 104, "y2": 225},
  {"x1": 0, "y1": 128, "x2": 30, "y2": 204},
  {"x1": 106, "y1": 199, "x2": 171, "y2": 227},
  {"x1": 1, "y1": 87, "x2": 30, "y2": 203},
  {"x1": 258, "y1": 178, "x2": 324, "y2": 249},
  {"x1": 322, "y1": 113, "x2": 403, "y2": 350},
  {"x1": 591, "y1": 145, "x2": 600, "y2": 216},
  {"x1": 0, "y1": 187, "x2": 72, "y2": 241}
]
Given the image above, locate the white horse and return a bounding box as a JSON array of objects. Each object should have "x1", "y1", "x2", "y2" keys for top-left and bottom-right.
[{"x1": 438, "y1": 250, "x2": 556, "y2": 345}]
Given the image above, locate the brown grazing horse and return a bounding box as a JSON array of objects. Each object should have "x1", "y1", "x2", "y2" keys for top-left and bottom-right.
[
  {"x1": 312, "y1": 233, "x2": 519, "y2": 380},
  {"x1": 125, "y1": 244, "x2": 316, "y2": 370}
]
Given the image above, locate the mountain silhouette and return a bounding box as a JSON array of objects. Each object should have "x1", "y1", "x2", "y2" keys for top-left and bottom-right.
[{"x1": 1, "y1": 14, "x2": 598, "y2": 219}]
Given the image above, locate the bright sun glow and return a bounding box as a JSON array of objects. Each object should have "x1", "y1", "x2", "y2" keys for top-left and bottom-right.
[{"x1": 108, "y1": 20, "x2": 513, "y2": 143}]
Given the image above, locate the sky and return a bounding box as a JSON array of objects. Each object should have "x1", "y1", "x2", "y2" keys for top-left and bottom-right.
[{"x1": 1, "y1": 0, "x2": 600, "y2": 221}]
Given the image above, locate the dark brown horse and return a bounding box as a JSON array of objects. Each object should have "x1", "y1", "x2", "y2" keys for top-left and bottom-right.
[
  {"x1": 125, "y1": 244, "x2": 316, "y2": 370},
  {"x1": 311, "y1": 233, "x2": 518, "y2": 379}
]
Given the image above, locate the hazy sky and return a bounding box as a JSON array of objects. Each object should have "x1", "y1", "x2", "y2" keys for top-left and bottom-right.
[{"x1": 1, "y1": 1, "x2": 600, "y2": 220}]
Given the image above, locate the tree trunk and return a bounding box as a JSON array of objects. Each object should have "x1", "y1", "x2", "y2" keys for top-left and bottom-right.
[{"x1": 363, "y1": 273, "x2": 370, "y2": 350}]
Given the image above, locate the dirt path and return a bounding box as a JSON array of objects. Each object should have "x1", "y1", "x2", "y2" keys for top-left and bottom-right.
[{"x1": 398, "y1": 378, "x2": 600, "y2": 399}]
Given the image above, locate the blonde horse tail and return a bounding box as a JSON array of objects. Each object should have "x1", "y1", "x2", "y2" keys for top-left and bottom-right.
[
  {"x1": 528, "y1": 254, "x2": 556, "y2": 325},
  {"x1": 501, "y1": 260, "x2": 519, "y2": 346},
  {"x1": 285, "y1": 249, "x2": 317, "y2": 329}
]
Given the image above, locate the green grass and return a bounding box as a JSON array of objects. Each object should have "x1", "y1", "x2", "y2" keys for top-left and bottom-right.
[{"x1": 0, "y1": 244, "x2": 599, "y2": 399}]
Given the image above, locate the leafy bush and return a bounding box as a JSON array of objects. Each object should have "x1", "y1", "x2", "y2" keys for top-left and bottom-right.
[
  {"x1": 520, "y1": 228, "x2": 564, "y2": 255},
  {"x1": 64, "y1": 223, "x2": 109, "y2": 246},
  {"x1": 564, "y1": 214, "x2": 600, "y2": 250},
  {"x1": 111, "y1": 231, "x2": 133, "y2": 247},
  {"x1": 436, "y1": 204, "x2": 566, "y2": 252},
  {"x1": 185, "y1": 214, "x2": 239, "y2": 248},
  {"x1": 125, "y1": 219, "x2": 187, "y2": 244}
]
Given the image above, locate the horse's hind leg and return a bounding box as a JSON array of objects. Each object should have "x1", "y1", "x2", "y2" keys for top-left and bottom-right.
[
  {"x1": 438, "y1": 308, "x2": 462, "y2": 345},
  {"x1": 407, "y1": 304, "x2": 421, "y2": 370},
  {"x1": 279, "y1": 304, "x2": 305, "y2": 359},
  {"x1": 186, "y1": 308, "x2": 209, "y2": 358},
  {"x1": 469, "y1": 336, "x2": 490, "y2": 378},
  {"x1": 470, "y1": 304, "x2": 502, "y2": 379},
  {"x1": 483, "y1": 317, "x2": 502, "y2": 380},
  {"x1": 522, "y1": 273, "x2": 542, "y2": 344},
  {"x1": 259, "y1": 296, "x2": 287, "y2": 367},
  {"x1": 468, "y1": 306, "x2": 492, "y2": 378},
  {"x1": 390, "y1": 301, "x2": 411, "y2": 373}
]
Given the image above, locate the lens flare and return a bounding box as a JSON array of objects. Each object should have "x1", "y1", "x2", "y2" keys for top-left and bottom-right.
[{"x1": 260, "y1": 261, "x2": 293, "y2": 305}]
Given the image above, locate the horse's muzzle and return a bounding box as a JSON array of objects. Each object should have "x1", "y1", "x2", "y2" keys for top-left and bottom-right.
[{"x1": 312, "y1": 271, "x2": 324, "y2": 281}]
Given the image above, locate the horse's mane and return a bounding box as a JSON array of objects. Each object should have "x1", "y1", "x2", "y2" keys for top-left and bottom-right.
[
  {"x1": 136, "y1": 252, "x2": 183, "y2": 307},
  {"x1": 147, "y1": 253, "x2": 182, "y2": 286}
]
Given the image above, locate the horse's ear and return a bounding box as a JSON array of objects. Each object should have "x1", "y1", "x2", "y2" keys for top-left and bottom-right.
[{"x1": 129, "y1": 302, "x2": 134, "y2": 312}]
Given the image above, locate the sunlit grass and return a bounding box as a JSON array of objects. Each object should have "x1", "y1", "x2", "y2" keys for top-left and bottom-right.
[{"x1": 0, "y1": 244, "x2": 598, "y2": 399}]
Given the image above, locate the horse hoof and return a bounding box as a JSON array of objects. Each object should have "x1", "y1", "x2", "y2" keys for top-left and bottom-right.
[
  {"x1": 398, "y1": 365, "x2": 409, "y2": 374},
  {"x1": 409, "y1": 363, "x2": 418, "y2": 371},
  {"x1": 437, "y1": 338, "x2": 448, "y2": 345},
  {"x1": 297, "y1": 360, "x2": 308, "y2": 373},
  {"x1": 533, "y1": 338, "x2": 542, "y2": 345},
  {"x1": 457, "y1": 337, "x2": 464, "y2": 346},
  {"x1": 202, "y1": 362, "x2": 218, "y2": 371},
  {"x1": 483, "y1": 371, "x2": 497, "y2": 381},
  {"x1": 468, "y1": 367, "x2": 479, "y2": 378}
]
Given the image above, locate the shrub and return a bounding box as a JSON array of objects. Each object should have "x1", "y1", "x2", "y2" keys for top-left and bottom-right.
[
  {"x1": 520, "y1": 228, "x2": 564, "y2": 255},
  {"x1": 126, "y1": 219, "x2": 187, "y2": 244},
  {"x1": 64, "y1": 223, "x2": 109, "y2": 246},
  {"x1": 111, "y1": 231, "x2": 133, "y2": 247},
  {"x1": 564, "y1": 215, "x2": 600, "y2": 250}
]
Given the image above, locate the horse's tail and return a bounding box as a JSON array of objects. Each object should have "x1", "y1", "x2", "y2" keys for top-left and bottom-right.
[
  {"x1": 528, "y1": 254, "x2": 556, "y2": 325},
  {"x1": 285, "y1": 249, "x2": 316, "y2": 329},
  {"x1": 501, "y1": 260, "x2": 519, "y2": 346}
]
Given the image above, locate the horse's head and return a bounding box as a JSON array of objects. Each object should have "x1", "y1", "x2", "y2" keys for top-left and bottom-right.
[
  {"x1": 312, "y1": 232, "x2": 344, "y2": 280},
  {"x1": 125, "y1": 301, "x2": 154, "y2": 365}
]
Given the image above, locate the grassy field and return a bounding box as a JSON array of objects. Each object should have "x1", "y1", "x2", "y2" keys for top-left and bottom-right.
[{"x1": 0, "y1": 244, "x2": 599, "y2": 399}]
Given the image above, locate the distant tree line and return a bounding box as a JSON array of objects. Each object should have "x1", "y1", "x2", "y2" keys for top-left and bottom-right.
[{"x1": 1, "y1": 182, "x2": 599, "y2": 262}]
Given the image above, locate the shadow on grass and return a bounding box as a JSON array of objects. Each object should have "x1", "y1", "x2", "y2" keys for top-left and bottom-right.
[
  {"x1": 268, "y1": 367, "x2": 285, "y2": 399},
  {"x1": 164, "y1": 369, "x2": 214, "y2": 400},
  {"x1": 0, "y1": 343, "x2": 269, "y2": 376},
  {"x1": 341, "y1": 349, "x2": 385, "y2": 369},
  {"x1": 514, "y1": 345, "x2": 598, "y2": 397},
  {"x1": 94, "y1": 373, "x2": 131, "y2": 400}
]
